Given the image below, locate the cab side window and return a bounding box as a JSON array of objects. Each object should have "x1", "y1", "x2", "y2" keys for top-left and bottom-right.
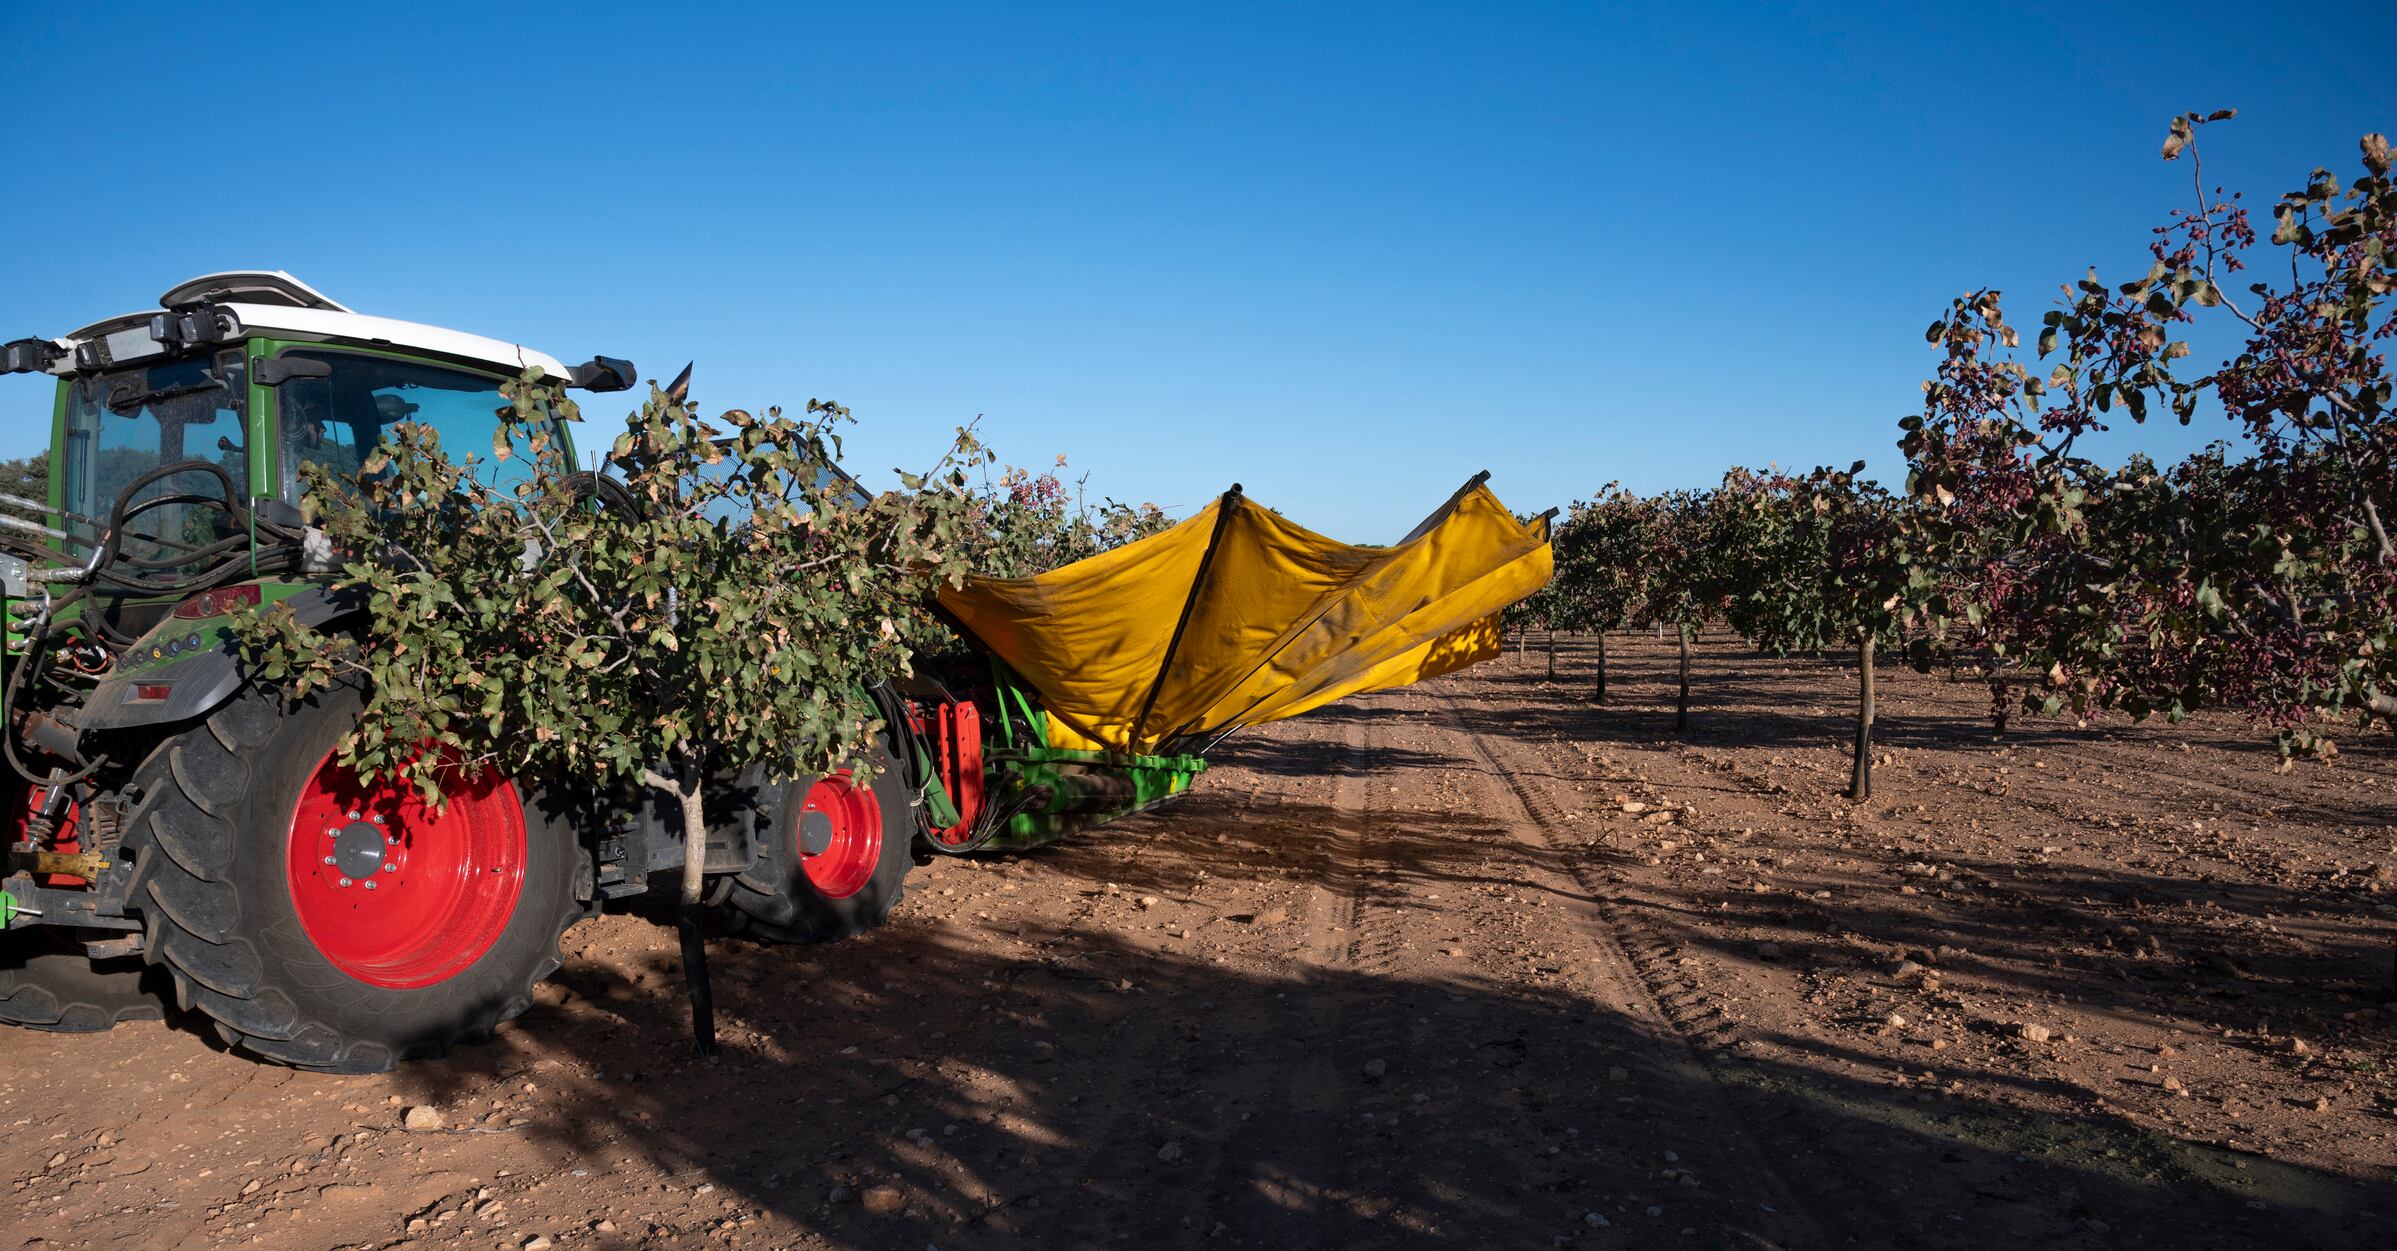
[{"x1": 275, "y1": 352, "x2": 545, "y2": 502}]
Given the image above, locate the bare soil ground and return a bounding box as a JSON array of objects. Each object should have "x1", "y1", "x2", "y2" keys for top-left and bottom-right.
[{"x1": 3, "y1": 632, "x2": 2393, "y2": 1250}]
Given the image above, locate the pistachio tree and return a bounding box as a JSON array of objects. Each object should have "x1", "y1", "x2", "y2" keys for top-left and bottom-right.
[
  {"x1": 960, "y1": 456, "x2": 1172, "y2": 579},
  {"x1": 238, "y1": 374, "x2": 980, "y2": 1042},
  {"x1": 1551, "y1": 486, "x2": 1656, "y2": 701},
  {"x1": 1631, "y1": 489, "x2": 1729, "y2": 731},
  {"x1": 1717, "y1": 465, "x2": 1918, "y2": 797},
  {"x1": 1903, "y1": 114, "x2": 2397, "y2": 755}
]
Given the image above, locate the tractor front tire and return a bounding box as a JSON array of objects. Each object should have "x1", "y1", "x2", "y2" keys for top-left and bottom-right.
[
  {"x1": 0, "y1": 930, "x2": 169, "y2": 1033},
  {"x1": 126, "y1": 684, "x2": 584, "y2": 1072},
  {"x1": 726, "y1": 735, "x2": 914, "y2": 943}
]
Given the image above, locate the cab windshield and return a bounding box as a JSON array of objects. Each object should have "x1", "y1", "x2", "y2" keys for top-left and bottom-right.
[{"x1": 60, "y1": 351, "x2": 249, "y2": 560}]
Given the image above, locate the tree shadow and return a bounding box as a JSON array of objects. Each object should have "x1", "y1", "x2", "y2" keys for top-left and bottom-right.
[
  {"x1": 377, "y1": 909, "x2": 2380, "y2": 1250},
  {"x1": 364, "y1": 776, "x2": 2387, "y2": 1250}
]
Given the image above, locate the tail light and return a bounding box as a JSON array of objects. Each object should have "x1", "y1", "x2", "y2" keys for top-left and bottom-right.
[{"x1": 172, "y1": 584, "x2": 262, "y2": 620}]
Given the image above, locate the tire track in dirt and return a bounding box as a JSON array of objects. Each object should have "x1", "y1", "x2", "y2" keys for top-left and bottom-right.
[
  {"x1": 981, "y1": 711, "x2": 1386, "y2": 1248},
  {"x1": 1423, "y1": 686, "x2": 1828, "y2": 1250},
  {"x1": 1191, "y1": 711, "x2": 1415, "y2": 1246}
]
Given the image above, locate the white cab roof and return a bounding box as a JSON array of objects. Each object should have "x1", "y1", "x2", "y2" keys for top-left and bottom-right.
[{"x1": 51, "y1": 271, "x2": 575, "y2": 381}]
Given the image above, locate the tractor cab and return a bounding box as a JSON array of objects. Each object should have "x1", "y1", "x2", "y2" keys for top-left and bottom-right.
[{"x1": 8, "y1": 271, "x2": 636, "y2": 568}]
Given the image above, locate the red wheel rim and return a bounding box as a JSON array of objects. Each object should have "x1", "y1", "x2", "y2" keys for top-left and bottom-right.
[
  {"x1": 284, "y1": 751, "x2": 527, "y2": 989},
  {"x1": 798, "y1": 773, "x2": 882, "y2": 900}
]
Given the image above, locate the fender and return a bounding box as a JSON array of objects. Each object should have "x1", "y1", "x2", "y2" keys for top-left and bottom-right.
[{"x1": 76, "y1": 584, "x2": 363, "y2": 733}]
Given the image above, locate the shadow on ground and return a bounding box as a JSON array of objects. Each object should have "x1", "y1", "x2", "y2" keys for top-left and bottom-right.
[{"x1": 368, "y1": 774, "x2": 2383, "y2": 1251}]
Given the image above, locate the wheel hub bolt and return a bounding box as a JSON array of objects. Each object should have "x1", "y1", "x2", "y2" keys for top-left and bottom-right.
[
  {"x1": 337, "y1": 877, "x2": 352, "y2": 887},
  {"x1": 362, "y1": 880, "x2": 376, "y2": 890}
]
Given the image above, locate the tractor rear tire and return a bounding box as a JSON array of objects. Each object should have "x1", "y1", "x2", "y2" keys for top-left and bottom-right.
[
  {"x1": 0, "y1": 930, "x2": 169, "y2": 1033},
  {"x1": 726, "y1": 735, "x2": 914, "y2": 943},
  {"x1": 125, "y1": 683, "x2": 585, "y2": 1072}
]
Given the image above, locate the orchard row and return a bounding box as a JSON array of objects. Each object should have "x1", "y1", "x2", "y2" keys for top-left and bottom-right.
[{"x1": 1510, "y1": 113, "x2": 2395, "y2": 798}]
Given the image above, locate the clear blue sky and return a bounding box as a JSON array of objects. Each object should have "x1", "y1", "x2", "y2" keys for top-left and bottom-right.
[{"x1": 3, "y1": 2, "x2": 2390, "y2": 539}]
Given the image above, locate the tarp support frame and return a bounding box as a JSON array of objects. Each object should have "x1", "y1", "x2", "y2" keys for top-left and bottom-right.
[{"x1": 1129, "y1": 483, "x2": 1242, "y2": 751}]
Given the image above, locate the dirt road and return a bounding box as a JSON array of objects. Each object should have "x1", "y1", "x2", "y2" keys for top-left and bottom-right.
[{"x1": 3, "y1": 633, "x2": 2392, "y2": 1249}]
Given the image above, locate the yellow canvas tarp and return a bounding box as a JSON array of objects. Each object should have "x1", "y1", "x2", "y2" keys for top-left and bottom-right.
[{"x1": 938, "y1": 475, "x2": 1553, "y2": 755}]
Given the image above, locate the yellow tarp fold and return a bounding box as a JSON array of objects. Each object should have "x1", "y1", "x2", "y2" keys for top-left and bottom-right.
[{"x1": 938, "y1": 477, "x2": 1553, "y2": 755}]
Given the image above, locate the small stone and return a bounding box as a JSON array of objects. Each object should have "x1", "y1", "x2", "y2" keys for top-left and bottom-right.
[
  {"x1": 402, "y1": 1105, "x2": 446, "y2": 1132},
  {"x1": 44, "y1": 1152, "x2": 66, "y2": 1169},
  {"x1": 1645, "y1": 1205, "x2": 1664, "y2": 1218},
  {"x1": 1583, "y1": 1211, "x2": 1610, "y2": 1228},
  {"x1": 593, "y1": 1219, "x2": 619, "y2": 1233},
  {"x1": 1929, "y1": 1038, "x2": 1949, "y2": 1052},
  {"x1": 1362, "y1": 1059, "x2": 1388, "y2": 1078},
  {"x1": 1885, "y1": 1012, "x2": 1908, "y2": 1028},
  {"x1": 2310, "y1": 1096, "x2": 2331, "y2": 1112},
  {"x1": 859, "y1": 1184, "x2": 905, "y2": 1216},
  {"x1": 1757, "y1": 942, "x2": 1783, "y2": 960},
  {"x1": 1607, "y1": 1066, "x2": 1630, "y2": 1081},
  {"x1": 1157, "y1": 1141, "x2": 1185, "y2": 1163},
  {"x1": 1890, "y1": 959, "x2": 1925, "y2": 981},
  {"x1": 1136, "y1": 896, "x2": 1158, "y2": 910},
  {"x1": 2016, "y1": 1023, "x2": 2052, "y2": 1044},
  {"x1": 2288, "y1": 1038, "x2": 2311, "y2": 1056},
  {"x1": 240, "y1": 1179, "x2": 261, "y2": 1196},
  {"x1": 1620, "y1": 801, "x2": 1649, "y2": 814},
  {"x1": 522, "y1": 1237, "x2": 553, "y2": 1251},
  {"x1": 406, "y1": 1218, "x2": 429, "y2": 1235}
]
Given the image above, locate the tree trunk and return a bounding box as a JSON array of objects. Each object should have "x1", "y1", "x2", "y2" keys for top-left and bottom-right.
[
  {"x1": 1546, "y1": 630, "x2": 1557, "y2": 681},
  {"x1": 1850, "y1": 633, "x2": 1876, "y2": 800},
  {"x1": 648, "y1": 759, "x2": 718, "y2": 1057},
  {"x1": 1595, "y1": 632, "x2": 1608, "y2": 703},
  {"x1": 1675, "y1": 625, "x2": 1692, "y2": 732}
]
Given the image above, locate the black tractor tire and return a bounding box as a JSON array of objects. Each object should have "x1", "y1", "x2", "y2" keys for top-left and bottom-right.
[
  {"x1": 122, "y1": 683, "x2": 586, "y2": 1073},
  {"x1": 0, "y1": 929, "x2": 170, "y2": 1033},
  {"x1": 726, "y1": 735, "x2": 914, "y2": 943}
]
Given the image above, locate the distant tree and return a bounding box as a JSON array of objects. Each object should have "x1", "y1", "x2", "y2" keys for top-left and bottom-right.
[
  {"x1": 0, "y1": 452, "x2": 47, "y2": 527},
  {"x1": 1632, "y1": 489, "x2": 1730, "y2": 732},
  {"x1": 1550, "y1": 486, "x2": 1654, "y2": 701},
  {"x1": 1718, "y1": 464, "x2": 1919, "y2": 797}
]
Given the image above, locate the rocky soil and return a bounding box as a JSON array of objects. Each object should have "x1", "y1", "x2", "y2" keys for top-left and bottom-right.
[{"x1": 2, "y1": 631, "x2": 2392, "y2": 1249}]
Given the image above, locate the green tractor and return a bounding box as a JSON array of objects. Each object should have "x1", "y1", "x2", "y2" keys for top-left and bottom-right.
[
  {"x1": 0, "y1": 273, "x2": 1179, "y2": 1071},
  {"x1": 0, "y1": 273, "x2": 1547, "y2": 1073}
]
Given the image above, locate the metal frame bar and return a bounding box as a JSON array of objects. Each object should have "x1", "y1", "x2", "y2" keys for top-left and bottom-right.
[{"x1": 1129, "y1": 484, "x2": 1241, "y2": 751}]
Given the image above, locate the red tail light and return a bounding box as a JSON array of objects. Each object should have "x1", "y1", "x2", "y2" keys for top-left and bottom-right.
[{"x1": 172, "y1": 585, "x2": 263, "y2": 620}]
